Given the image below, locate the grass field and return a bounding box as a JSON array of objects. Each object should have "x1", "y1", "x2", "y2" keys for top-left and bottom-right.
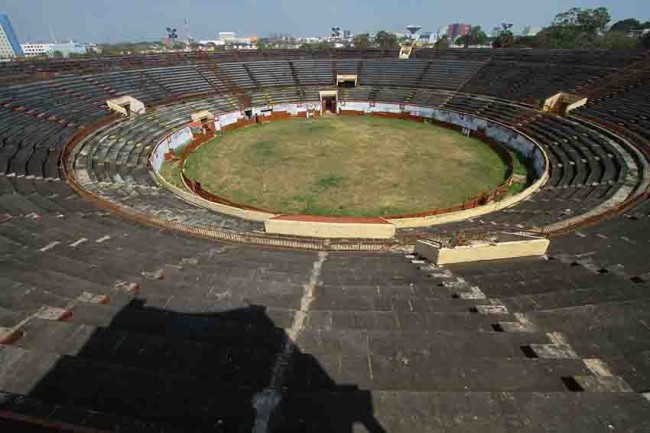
[{"x1": 182, "y1": 116, "x2": 508, "y2": 216}]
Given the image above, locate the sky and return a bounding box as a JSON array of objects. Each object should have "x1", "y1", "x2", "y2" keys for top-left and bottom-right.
[{"x1": 1, "y1": 0, "x2": 649, "y2": 43}]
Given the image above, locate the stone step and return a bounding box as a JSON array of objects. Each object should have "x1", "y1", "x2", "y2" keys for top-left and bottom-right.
[
  {"x1": 1, "y1": 388, "x2": 649, "y2": 433},
  {"x1": 15, "y1": 316, "x2": 552, "y2": 363},
  {"x1": 0, "y1": 336, "x2": 591, "y2": 398},
  {"x1": 311, "y1": 293, "x2": 492, "y2": 313},
  {"x1": 305, "y1": 309, "x2": 514, "y2": 332}
]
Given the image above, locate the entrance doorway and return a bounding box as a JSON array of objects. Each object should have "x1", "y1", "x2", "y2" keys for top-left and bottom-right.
[
  {"x1": 200, "y1": 117, "x2": 214, "y2": 134},
  {"x1": 319, "y1": 90, "x2": 339, "y2": 115},
  {"x1": 323, "y1": 96, "x2": 336, "y2": 113}
]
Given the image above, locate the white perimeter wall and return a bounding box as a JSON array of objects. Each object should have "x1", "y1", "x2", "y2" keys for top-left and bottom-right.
[
  {"x1": 250, "y1": 102, "x2": 321, "y2": 117},
  {"x1": 340, "y1": 101, "x2": 546, "y2": 178},
  {"x1": 150, "y1": 127, "x2": 194, "y2": 171},
  {"x1": 215, "y1": 111, "x2": 244, "y2": 129},
  {"x1": 148, "y1": 101, "x2": 548, "y2": 231}
]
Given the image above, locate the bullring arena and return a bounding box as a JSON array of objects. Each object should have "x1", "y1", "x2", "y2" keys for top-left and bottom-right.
[{"x1": 0, "y1": 48, "x2": 650, "y2": 432}]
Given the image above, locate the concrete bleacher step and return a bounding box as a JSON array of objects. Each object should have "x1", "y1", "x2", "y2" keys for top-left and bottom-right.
[
  {"x1": 311, "y1": 293, "x2": 495, "y2": 313},
  {"x1": 0, "y1": 341, "x2": 615, "y2": 428},
  {"x1": 0, "y1": 193, "x2": 48, "y2": 216},
  {"x1": 297, "y1": 328, "x2": 552, "y2": 358},
  {"x1": 1, "y1": 388, "x2": 650, "y2": 433},
  {"x1": 11, "y1": 249, "x2": 143, "y2": 286},
  {"x1": 1, "y1": 266, "x2": 109, "y2": 301},
  {"x1": 305, "y1": 309, "x2": 513, "y2": 332},
  {"x1": 13, "y1": 315, "x2": 555, "y2": 364},
  {"x1": 0, "y1": 390, "x2": 182, "y2": 433},
  {"x1": 0, "y1": 306, "x2": 26, "y2": 329},
  {"x1": 0, "y1": 319, "x2": 592, "y2": 396},
  {"x1": 0, "y1": 234, "x2": 24, "y2": 255},
  {"x1": 0, "y1": 278, "x2": 84, "y2": 311},
  {"x1": 499, "y1": 283, "x2": 650, "y2": 313},
  {"x1": 0, "y1": 176, "x2": 16, "y2": 195}
]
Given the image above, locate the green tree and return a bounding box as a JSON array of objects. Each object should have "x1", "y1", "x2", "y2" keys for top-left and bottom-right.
[
  {"x1": 50, "y1": 50, "x2": 64, "y2": 58},
  {"x1": 509, "y1": 7, "x2": 647, "y2": 49},
  {"x1": 457, "y1": 26, "x2": 489, "y2": 47},
  {"x1": 434, "y1": 36, "x2": 449, "y2": 49},
  {"x1": 535, "y1": 7, "x2": 610, "y2": 49},
  {"x1": 352, "y1": 33, "x2": 372, "y2": 49},
  {"x1": 513, "y1": 35, "x2": 541, "y2": 48},
  {"x1": 574, "y1": 32, "x2": 600, "y2": 49},
  {"x1": 609, "y1": 18, "x2": 641, "y2": 34},
  {"x1": 374, "y1": 31, "x2": 399, "y2": 50},
  {"x1": 535, "y1": 25, "x2": 582, "y2": 48},
  {"x1": 601, "y1": 31, "x2": 639, "y2": 49},
  {"x1": 553, "y1": 7, "x2": 611, "y2": 34},
  {"x1": 493, "y1": 29, "x2": 514, "y2": 48},
  {"x1": 300, "y1": 41, "x2": 334, "y2": 50}
]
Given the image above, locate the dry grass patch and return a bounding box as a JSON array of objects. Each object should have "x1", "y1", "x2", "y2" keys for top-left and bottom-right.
[{"x1": 184, "y1": 116, "x2": 507, "y2": 216}]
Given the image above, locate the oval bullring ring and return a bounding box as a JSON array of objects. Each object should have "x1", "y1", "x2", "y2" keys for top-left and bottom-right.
[
  {"x1": 142, "y1": 101, "x2": 550, "y2": 240},
  {"x1": 58, "y1": 53, "x2": 648, "y2": 252},
  {"x1": 180, "y1": 116, "x2": 509, "y2": 218}
]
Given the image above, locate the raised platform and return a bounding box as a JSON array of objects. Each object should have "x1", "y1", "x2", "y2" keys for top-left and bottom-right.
[
  {"x1": 415, "y1": 235, "x2": 550, "y2": 265},
  {"x1": 265, "y1": 215, "x2": 396, "y2": 239}
]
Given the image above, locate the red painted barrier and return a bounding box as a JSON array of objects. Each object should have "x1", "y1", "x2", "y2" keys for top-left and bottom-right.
[{"x1": 179, "y1": 111, "x2": 516, "y2": 221}]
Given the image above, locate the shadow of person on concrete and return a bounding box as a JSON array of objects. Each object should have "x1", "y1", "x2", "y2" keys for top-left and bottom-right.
[{"x1": 15, "y1": 298, "x2": 386, "y2": 432}]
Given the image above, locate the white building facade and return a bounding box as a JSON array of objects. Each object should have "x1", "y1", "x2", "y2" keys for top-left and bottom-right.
[{"x1": 20, "y1": 41, "x2": 87, "y2": 57}]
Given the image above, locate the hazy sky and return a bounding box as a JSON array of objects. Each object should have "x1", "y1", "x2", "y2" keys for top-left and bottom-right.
[{"x1": 1, "y1": 0, "x2": 648, "y2": 43}]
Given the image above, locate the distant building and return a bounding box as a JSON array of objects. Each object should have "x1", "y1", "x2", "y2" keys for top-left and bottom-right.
[
  {"x1": 491, "y1": 26, "x2": 502, "y2": 38},
  {"x1": 437, "y1": 25, "x2": 449, "y2": 40},
  {"x1": 213, "y1": 31, "x2": 254, "y2": 46},
  {"x1": 218, "y1": 32, "x2": 236, "y2": 41},
  {"x1": 0, "y1": 12, "x2": 23, "y2": 59},
  {"x1": 419, "y1": 32, "x2": 437, "y2": 44},
  {"x1": 21, "y1": 41, "x2": 87, "y2": 58},
  {"x1": 447, "y1": 23, "x2": 471, "y2": 41},
  {"x1": 21, "y1": 42, "x2": 50, "y2": 57},
  {"x1": 50, "y1": 42, "x2": 87, "y2": 57},
  {"x1": 343, "y1": 30, "x2": 352, "y2": 39}
]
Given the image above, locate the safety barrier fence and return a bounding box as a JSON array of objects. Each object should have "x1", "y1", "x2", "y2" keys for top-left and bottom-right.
[
  {"x1": 59, "y1": 93, "x2": 650, "y2": 249},
  {"x1": 177, "y1": 109, "x2": 517, "y2": 221}
]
